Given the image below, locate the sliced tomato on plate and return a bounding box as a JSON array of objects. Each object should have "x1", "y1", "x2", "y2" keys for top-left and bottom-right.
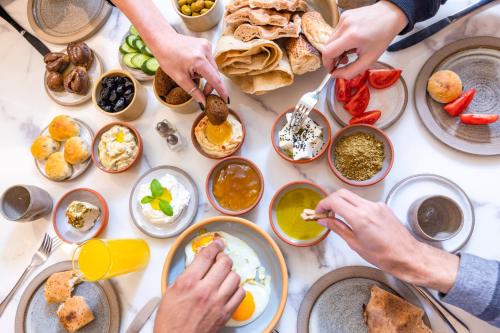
[
  {"x1": 368, "y1": 69, "x2": 402, "y2": 89},
  {"x1": 349, "y1": 110, "x2": 382, "y2": 125},
  {"x1": 444, "y1": 89, "x2": 476, "y2": 117},
  {"x1": 344, "y1": 84, "x2": 370, "y2": 116},
  {"x1": 349, "y1": 70, "x2": 368, "y2": 90},
  {"x1": 335, "y1": 78, "x2": 351, "y2": 103},
  {"x1": 460, "y1": 114, "x2": 499, "y2": 125}
]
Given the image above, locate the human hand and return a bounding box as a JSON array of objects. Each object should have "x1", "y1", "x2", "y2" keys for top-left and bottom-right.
[
  {"x1": 323, "y1": 1, "x2": 408, "y2": 79},
  {"x1": 315, "y1": 189, "x2": 459, "y2": 293},
  {"x1": 154, "y1": 240, "x2": 245, "y2": 333}
]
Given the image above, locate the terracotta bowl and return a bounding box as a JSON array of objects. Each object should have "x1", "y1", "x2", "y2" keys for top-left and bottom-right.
[
  {"x1": 206, "y1": 157, "x2": 264, "y2": 216},
  {"x1": 53, "y1": 188, "x2": 109, "y2": 244},
  {"x1": 153, "y1": 74, "x2": 202, "y2": 114},
  {"x1": 161, "y1": 216, "x2": 288, "y2": 333},
  {"x1": 91, "y1": 122, "x2": 143, "y2": 174},
  {"x1": 271, "y1": 107, "x2": 332, "y2": 164},
  {"x1": 191, "y1": 109, "x2": 246, "y2": 159},
  {"x1": 269, "y1": 181, "x2": 330, "y2": 247},
  {"x1": 92, "y1": 69, "x2": 147, "y2": 121},
  {"x1": 171, "y1": 0, "x2": 224, "y2": 32},
  {"x1": 328, "y1": 124, "x2": 394, "y2": 187}
]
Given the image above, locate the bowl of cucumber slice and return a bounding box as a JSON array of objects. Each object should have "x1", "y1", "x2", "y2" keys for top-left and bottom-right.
[{"x1": 119, "y1": 26, "x2": 160, "y2": 81}]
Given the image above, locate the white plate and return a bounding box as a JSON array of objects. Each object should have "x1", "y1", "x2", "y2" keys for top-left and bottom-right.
[
  {"x1": 34, "y1": 118, "x2": 94, "y2": 182},
  {"x1": 129, "y1": 166, "x2": 199, "y2": 238}
]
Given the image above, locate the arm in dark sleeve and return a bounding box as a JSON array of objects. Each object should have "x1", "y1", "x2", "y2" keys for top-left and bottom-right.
[
  {"x1": 440, "y1": 253, "x2": 500, "y2": 328},
  {"x1": 387, "y1": 0, "x2": 447, "y2": 34}
]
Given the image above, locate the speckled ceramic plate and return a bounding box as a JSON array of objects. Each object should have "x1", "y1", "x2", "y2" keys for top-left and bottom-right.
[
  {"x1": 385, "y1": 174, "x2": 474, "y2": 253},
  {"x1": 415, "y1": 36, "x2": 500, "y2": 155},
  {"x1": 297, "y1": 266, "x2": 431, "y2": 333},
  {"x1": 15, "y1": 261, "x2": 120, "y2": 333},
  {"x1": 118, "y1": 30, "x2": 154, "y2": 82},
  {"x1": 326, "y1": 61, "x2": 408, "y2": 130},
  {"x1": 44, "y1": 50, "x2": 104, "y2": 106},
  {"x1": 129, "y1": 166, "x2": 199, "y2": 238},
  {"x1": 35, "y1": 118, "x2": 94, "y2": 182}
]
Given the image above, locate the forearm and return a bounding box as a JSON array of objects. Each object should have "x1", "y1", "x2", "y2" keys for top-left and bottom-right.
[{"x1": 386, "y1": 0, "x2": 446, "y2": 34}]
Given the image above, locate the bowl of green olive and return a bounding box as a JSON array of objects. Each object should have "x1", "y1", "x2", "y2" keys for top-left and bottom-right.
[{"x1": 172, "y1": 0, "x2": 223, "y2": 32}]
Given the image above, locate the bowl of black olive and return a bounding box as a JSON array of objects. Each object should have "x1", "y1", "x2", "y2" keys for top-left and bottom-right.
[{"x1": 93, "y1": 69, "x2": 147, "y2": 121}]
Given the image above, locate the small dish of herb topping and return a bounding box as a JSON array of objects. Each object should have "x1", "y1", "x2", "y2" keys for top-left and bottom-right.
[{"x1": 328, "y1": 124, "x2": 394, "y2": 186}]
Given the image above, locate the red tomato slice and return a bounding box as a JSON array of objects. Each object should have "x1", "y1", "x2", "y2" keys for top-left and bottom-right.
[
  {"x1": 349, "y1": 110, "x2": 382, "y2": 125},
  {"x1": 335, "y1": 78, "x2": 350, "y2": 103},
  {"x1": 444, "y1": 89, "x2": 475, "y2": 117},
  {"x1": 344, "y1": 85, "x2": 370, "y2": 116},
  {"x1": 460, "y1": 114, "x2": 499, "y2": 125},
  {"x1": 368, "y1": 69, "x2": 402, "y2": 89},
  {"x1": 349, "y1": 70, "x2": 368, "y2": 90}
]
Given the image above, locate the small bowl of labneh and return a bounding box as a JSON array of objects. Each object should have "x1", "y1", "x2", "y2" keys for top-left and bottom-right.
[
  {"x1": 91, "y1": 122, "x2": 143, "y2": 174},
  {"x1": 272, "y1": 107, "x2": 331, "y2": 164},
  {"x1": 154, "y1": 67, "x2": 201, "y2": 113},
  {"x1": 93, "y1": 69, "x2": 147, "y2": 121},
  {"x1": 206, "y1": 157, "x2": 264, "y2": 215},
  {"x1": 328, "y1": 124, "x2": 394, "y2": 187}
]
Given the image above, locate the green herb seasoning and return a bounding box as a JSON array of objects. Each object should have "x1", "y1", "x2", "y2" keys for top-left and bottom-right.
[{"x1": 334, "y1": 132, "x2": 385, "y2": 181}]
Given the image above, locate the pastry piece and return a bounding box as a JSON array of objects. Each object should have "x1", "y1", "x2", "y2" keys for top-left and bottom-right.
[
  {"x1": 215, "y1": 35, "x2": 282, "y2": 76},
  {"x1": 44, "y1": 270, "x2": 80, "y2": 303},
  {"x1": 64, "y1": 137, "x2": 90, "y2": 165},
  {"x1": 225, "y1": 7, "x2": 292, "y2": 27},
  {"x1": 66, "y1": 201, "x2": 100, "y2": 231},
  {"x1": 228, "y1": 14, "x2": 300, "y2": 41},
  {"x1": 64, "y1": 67, "x2": 90, "y2": 95},
  {"x1": 285, "y1": 34, "x2": 321, "y2": 75},
  {"x1": 31, "y1": 135, "x2": 60, "y2": 161},
  {"x1": 47, "y1": 72, "x2": 65, "y2": 92},
  {"x1": 300, "y1": 208, "x2": 333, "y2": 221},
  {"x1": 226, "y1": 0, "x2": 307, "y2": 13},
  {"x1": 165, "y1": 87, "x2": 191, "y2": 105},
  {"x1": 49, "y1": 115, "x2": 80, "y2": 141},
  {"x1": 364, "y1": 286, "x2": 432, "y2": 333},
  {"x1": 67, "y1": 42, "x2": 94, "y2": 70},
  {"x1": 206, "y1": 94, "x2": 229, "y2": 125},
  {"x1": 45, "y1": 152, "x2": 73, "y2": 181},
  {"x1": 57, "y1": 296, "x2": 94, "y2": 333},
  {"x1": 44, "y1": 52, "x2": 70, "y2": 73},
  {"x1": 301, "y1": 11, "x2": 334, "y2": 52},
  {"x1": 231, "y1": 53, "x2": 294, "y2": 95},
  {"x1": 427, "y1": 70, "x2": 463, "y2": 103}
]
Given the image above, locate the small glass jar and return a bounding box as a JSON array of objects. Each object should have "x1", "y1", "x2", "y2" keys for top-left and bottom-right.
[{"x1": 156, "y1": 119, "x2": 185, "y2": 152}]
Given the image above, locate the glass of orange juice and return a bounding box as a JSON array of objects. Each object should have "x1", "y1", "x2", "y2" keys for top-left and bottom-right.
[{"x1": 72, "y1": 239, "x2": 150, "y2": 281}]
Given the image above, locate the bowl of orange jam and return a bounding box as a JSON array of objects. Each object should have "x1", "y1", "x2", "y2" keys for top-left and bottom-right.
[{"x1": 206, "y1": 157, "x2": 264, "y2": 215}]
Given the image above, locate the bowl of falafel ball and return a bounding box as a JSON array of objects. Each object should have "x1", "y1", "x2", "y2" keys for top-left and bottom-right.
[{"x1": 154, "y1": 67, "x2": 202, "y2": 113}]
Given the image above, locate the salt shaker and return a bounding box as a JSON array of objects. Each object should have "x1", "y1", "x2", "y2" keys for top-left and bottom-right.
[{"x1": 156, "y1": 119, "x2": 185, "y2": 151}]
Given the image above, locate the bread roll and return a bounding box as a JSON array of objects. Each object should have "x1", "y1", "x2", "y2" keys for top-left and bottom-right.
[
  {"x1": 31, "y1": 136, "x2": 60, "y2": 161},
  {"x1": 427, "y1": 70, "x2": 463, "y2": 103},
  {"x1": 49, "y1": 115, "x2": 80, "y2": 141},
  {"x1": 45, "y1": 152, "x2": 72, "y2": 181},
  {"x1": 57, "y1": 296, "x2": 94, "y2": 333},
  {"x1": 44, "y1": 270, "x2": 79, "y2": 303},
  {"x1": 64, "y1": 137, "x2": 90, "y2": 165},
  {"x1": 301, "y1": 11, "x2": 334, "y2": 52}
]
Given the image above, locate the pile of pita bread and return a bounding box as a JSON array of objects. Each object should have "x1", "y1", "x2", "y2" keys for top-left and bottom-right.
[{"x1": 214, "y1": 0, "x2": 339, "y2": 95}]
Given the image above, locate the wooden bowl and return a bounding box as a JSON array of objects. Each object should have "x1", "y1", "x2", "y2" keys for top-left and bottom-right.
[
  {"x1": 91, "y1": 122, "x2": 143, "y2": 174},
  {"x1": 171, "y1": 0, "x2": 224, "y2": 32},
  {"x1": 92, "y1": 69, "x2": 147, "y2": 121},
  {"x1": 153, "y1": 73, "x2": 202, "y2": 114},
  {"x1": 206, "y1": 157, "x2": 264, "y2": 216},
  {"x1": 269, "y1": 181, "x2": 330, "y2": 247},
  {"x1": 191, "y1": 109, "x2": 246, "y2": 159},
  {"x1": 271, "y1": 107, "x2": 331, "y2": 164},
  {"x1": 161, "y1": 215, "x2": 288, "y2": 333},
  {"x1": 328, "y1": 124, "x2": 394, "y2": 187}
]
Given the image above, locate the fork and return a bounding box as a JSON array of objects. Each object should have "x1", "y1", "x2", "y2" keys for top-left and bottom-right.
[
  {"x1": 0, "y1": 234, "x2": 62, "y2": 316},
  {"x1": 289, "y1": 51, "x2": 350, "y2": 132}
]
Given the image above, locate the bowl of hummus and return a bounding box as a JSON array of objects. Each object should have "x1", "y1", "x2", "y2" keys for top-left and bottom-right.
[
  {"x1": 92, "y1": 122, "x2": 142, "y2": 173},
  {"x1": 191, "y1": 109, "x2": 245, "y2": 159}
]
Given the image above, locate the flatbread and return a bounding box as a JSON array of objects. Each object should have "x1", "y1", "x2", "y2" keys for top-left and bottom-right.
[
  {"x1": 215, "y1": 35, "x2": 282, "y2": 76},
  {"x1": 301, "y1": 11, "x2": 335, "y2": 52},
  {"x1": 227, "y1": 14, "x2": 301, "y2": 41},
  {"x1": 285, "y1": 34, "x2": 321, "y2": 75},
  {"x1": 231, "y1": 53, "x2": 294, "y2": 94},
  {"x1": 225, "y1": 7, "x2": 292, "y2": 27},
  {"x1": 226, "y1": 0, "x2": 308, "y2": 13},
  {"x1": 364, "y1": 286, "x2": 433, "y2": 333}
]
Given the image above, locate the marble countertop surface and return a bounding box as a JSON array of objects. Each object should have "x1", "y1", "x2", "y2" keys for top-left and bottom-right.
[{"x1": 1, "y1": 0, "x2": 499, "y2": 332}]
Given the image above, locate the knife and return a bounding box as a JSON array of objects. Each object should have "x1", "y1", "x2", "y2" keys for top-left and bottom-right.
[
  {"x1": 0, "y1": 5, "x2": 50, "y2": 56},
  {"x1": 125, "y1": 297, "x2": 161, "y2": 333},
  {"x1": 387, "y1": 0, "x2": 494, "y2": 52}
]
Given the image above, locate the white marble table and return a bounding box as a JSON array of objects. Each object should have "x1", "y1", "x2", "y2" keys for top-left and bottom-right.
[{"x1": 1, "y1": 0, "x2": 499, "y2": 332}]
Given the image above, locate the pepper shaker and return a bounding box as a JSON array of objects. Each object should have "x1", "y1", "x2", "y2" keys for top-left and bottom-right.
[{"x1": 156, "y1": 119, "x2": 185, "y2": 151}]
